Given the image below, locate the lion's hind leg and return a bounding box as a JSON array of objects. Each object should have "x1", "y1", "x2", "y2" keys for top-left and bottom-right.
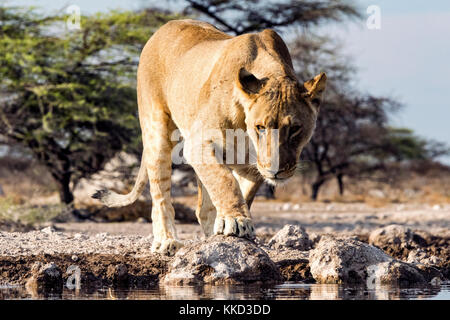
[
  {"x1": 142, "y1": 107, "x2": 183, "y2": 256},
  {"x1": 195, "y1": 176, "x2": 216, "y2": 237}
]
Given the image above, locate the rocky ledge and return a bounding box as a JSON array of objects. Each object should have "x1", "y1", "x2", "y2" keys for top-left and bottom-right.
[{"x1": 0, "y1": 224, "x2": 448, "y2": 293}]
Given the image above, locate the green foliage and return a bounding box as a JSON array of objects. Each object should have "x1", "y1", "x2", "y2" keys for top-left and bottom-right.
[
  {"x1": 0, "y1": 6, "x2": 178, "y2": 203},
  {"x1": 384, "y1": 128, "x2": 449, "y2": 161}
]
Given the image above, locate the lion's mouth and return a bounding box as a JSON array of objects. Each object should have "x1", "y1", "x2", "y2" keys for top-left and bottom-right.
[{"x1": 258, "y1": 167, "x2": 294, "y2": 186}]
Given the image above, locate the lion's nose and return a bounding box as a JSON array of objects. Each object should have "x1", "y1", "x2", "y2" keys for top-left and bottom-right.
[
  {"x1": 267, "y1": 168, "x2": 286, "y2": 178},
  {"x1": 266, "y1": 169, "x2": 279, "y2": 178},
  {"x1": 267, "y1": 165, "x2": 293, "y2": 178}
]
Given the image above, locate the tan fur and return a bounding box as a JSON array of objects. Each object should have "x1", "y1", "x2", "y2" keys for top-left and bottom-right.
[{"x1": 93, "y1": 19, "x2": 326, "y2": 255}]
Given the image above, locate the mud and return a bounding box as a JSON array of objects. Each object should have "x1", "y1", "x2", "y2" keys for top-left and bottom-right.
[{"x1": 0, "y1": 253, "x2": 167, "y2": 290}]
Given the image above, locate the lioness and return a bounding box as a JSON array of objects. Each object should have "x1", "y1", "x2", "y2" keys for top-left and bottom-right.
[{"x1": 93, "y1": 19, "x2": 326, "y2": 255}]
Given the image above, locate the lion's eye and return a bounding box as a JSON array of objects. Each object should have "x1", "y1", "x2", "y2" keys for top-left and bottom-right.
[
  {"x1": 290, "y1": 125, "x2": 302, "y2": 139},
  {"x1": 256, "y1": 125, "x2": 266, "y2": 134}
]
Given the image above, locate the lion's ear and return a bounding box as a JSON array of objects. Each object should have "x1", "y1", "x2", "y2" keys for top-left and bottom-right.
[
  {"x1": 303, "y1": 72, "x2": 327, "y2": 108},
  {"x1": 237, "y1": 68, "x2": 267, "y2": 95}
]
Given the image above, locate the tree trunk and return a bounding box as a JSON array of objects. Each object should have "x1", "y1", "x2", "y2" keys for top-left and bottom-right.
[
  {"x1": 337, "y1": 173, "x2": 344, "y2": 195},
  {"x1": 56, "y1": 174, "x2": 74, "y2": 204},
  {"x1": 311, "y1": 179, "x2": 325, "y2": 201},
  {"x1": 257, "y1": 182, "x2": 275, "y2": 199},
  {"x1": 267, "y1": 184, "x2": 275, "y2": 199}
]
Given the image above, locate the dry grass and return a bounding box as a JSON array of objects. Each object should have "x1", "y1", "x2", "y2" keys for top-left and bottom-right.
[
  {"x1": 0, "y1": 157, "x2": 56, "y2": 203},
  {"x1": 275, "y1": 171, "x2": 450, "y2": 207},
  {"x1": 1, "y1": 154, "x2": 449, "y2": 214},
  {"x1": 0, "y1": 196, "x2": 68, "y2": 225}
]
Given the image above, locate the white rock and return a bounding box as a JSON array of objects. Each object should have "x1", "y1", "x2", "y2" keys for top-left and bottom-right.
[
  {"x1": 407, "y1": 249, "x2": 442, "y2": 266},
  {"x1": 268, "y1": 225, "x2": 311, "y2": 251},
  {"x1": 309, "y1": 236, "x2": 426, "y2": 285},
  {"x1": 73, "y1": 233, "x2": 86, "y2": 240},
  {"x1": 41, "y1": 226, "x2": 55, "y2": 235},
  {"x1": 96, "y1": 232, "x2": 108, "y2": 239},
  {"x1": 163, "y1": 235, "x2": 282, "y2": 285},
  {"x1": 368, "y1": 224, "x2": 427, "y2": 250}
]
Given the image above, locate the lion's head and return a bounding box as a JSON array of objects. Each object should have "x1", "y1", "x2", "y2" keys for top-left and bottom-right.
[{"x1": 236, "y1": 69, "x2": 327, "y2": 184}]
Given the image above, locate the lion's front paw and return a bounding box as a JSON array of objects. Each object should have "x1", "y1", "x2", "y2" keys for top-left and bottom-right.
[
  {"x1": 151, "y1": 238, "x2": 183, "y2": 256},
  {"x1": 213, "y1": 216, "x2": 255, "y2": 239}
]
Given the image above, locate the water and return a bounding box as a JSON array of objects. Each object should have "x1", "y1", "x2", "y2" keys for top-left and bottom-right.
[{"x1": 1, "y1": 283, "x2": 449, "y2": 300}]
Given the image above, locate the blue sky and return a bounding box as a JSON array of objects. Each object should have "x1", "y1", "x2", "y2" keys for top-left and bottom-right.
[
  {"x1": 5, "y1": 0, "x2": 450, "y2": 162},
  {"x1": 326, "y1": 0, "x2": 450, "y2": 163}
]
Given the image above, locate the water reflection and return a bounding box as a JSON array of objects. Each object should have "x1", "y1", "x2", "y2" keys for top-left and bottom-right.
[{"x1": 0, "y1": 283, "x2": 448, "y2": 300}]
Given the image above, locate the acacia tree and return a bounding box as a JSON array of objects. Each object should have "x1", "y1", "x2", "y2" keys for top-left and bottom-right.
[
  {"x1": 179, "y1": 0, "x2": 360, "y2": 35},
  {"x1": 0, "y1": 6, "x2": 176, "y2": 203}
]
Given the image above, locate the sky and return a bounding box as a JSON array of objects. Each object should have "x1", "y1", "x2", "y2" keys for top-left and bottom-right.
[
  {"x1": 4, "y1": 0, "x2": 450, "y2": 163},
  {"x1": 325, "y1": 0, "x2": 450, "y2": 163}
]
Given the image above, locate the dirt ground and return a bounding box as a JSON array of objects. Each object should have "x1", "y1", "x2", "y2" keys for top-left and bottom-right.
[{"x1": 47, "y1": 201, "x2": 450, "y2": 239}]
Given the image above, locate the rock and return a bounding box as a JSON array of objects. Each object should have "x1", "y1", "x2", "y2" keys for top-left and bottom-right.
[
  {"x1": 25, "y1": 262, "x2": 63, "y2": 294},
  {"x1": 369, "y1": 225, "x2": 427, "y2": 259},
  {"x1": 107, "y1": 264, "x2": 129, "y2": 285},
  {"x1": 368, "y1": 189, "x2": 385, "y2": 198},
  {"x1": 170, "y1": 168, "x2": 197, "y2": 196},
  {"x1": 268, "y1": 225, "x2": 312, "y2": 251},
  {"x1": 309, "y1": 233, "x2": 322, "y2": 247},
  {"x1": 281, "y1": 203, "x2": 292, "y2": 211},
  {"x1": 136, "y1": 217, "x2": 148, "y2": 223},
  {"x1": 432, "y1": 204, "x2": 441, "y2": 211},
  {"x1": 163, "y1": 235, "x2": 282, "y2": 285},
  {"x1": 370, "y1": 260, "x2": 427, "y2": 285},
  {"x1": 73, "y1": 152, "x2": 141, "y2": 205},
  {"x1": 171, "y1": 169, "x2": 193, "y2": 186},
  {"x1": 96, "y1": 232, "x2": 108, "y2": 239},
  {"x1": 406, "y1": 249, "x2": 444, "y2": 283},
  {"x1": 309, "y1": 236, "x2": 426, "y2": 285},
  {"x1": 407, "y1": 249, "x2": 442, "y2": 266},
  {"x1": 73, "y1": 233, "x2": 87, "y2": 240},
  {"x1": 41, "y1": 226, "x2": 55, "y2": 235}
]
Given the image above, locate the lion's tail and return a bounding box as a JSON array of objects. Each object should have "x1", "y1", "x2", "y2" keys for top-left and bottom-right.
[{"x1": 92, "y1": 154, "x2": 148, "y2": 208}]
